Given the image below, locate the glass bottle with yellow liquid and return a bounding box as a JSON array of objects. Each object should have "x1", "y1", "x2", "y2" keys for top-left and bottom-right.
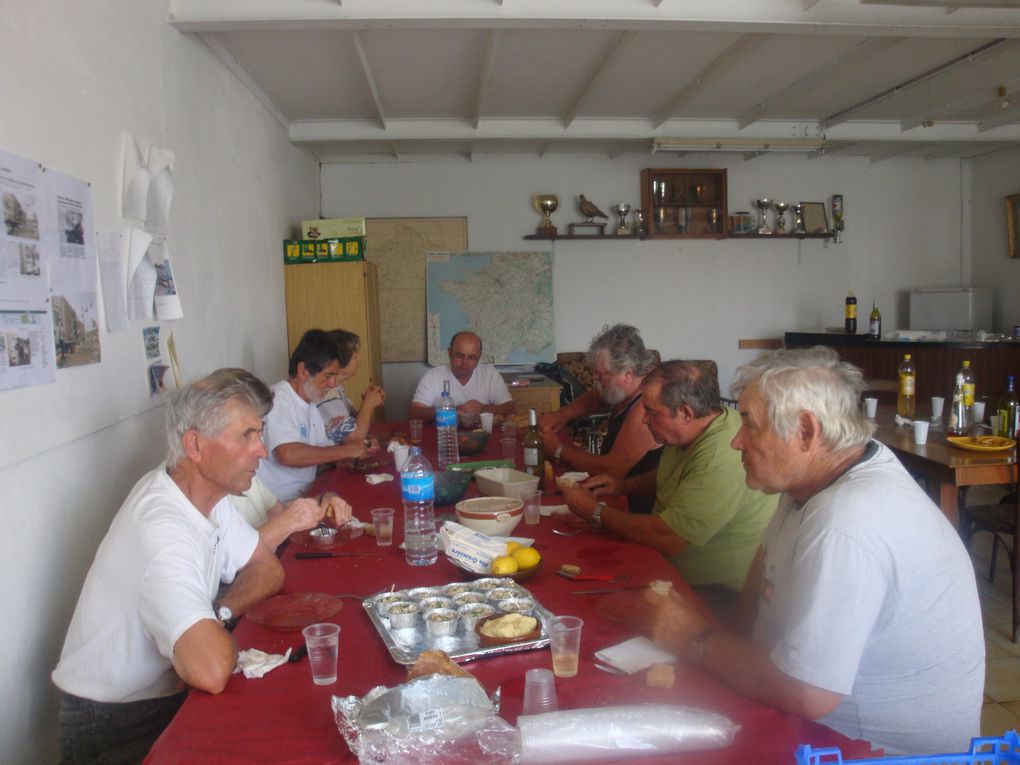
[{"x1": 897, "y1": 354, "x2": 916, "y2": 418}]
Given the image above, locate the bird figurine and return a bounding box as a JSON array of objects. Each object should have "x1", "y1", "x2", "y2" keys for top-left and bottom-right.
[{"x1": 578, "y1": 195, "x2": 608, "y2": 222}]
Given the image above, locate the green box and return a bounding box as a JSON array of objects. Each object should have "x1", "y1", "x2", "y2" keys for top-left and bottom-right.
[{"x1": 283, "y1": 237, "x2": 365, "y2": 265}]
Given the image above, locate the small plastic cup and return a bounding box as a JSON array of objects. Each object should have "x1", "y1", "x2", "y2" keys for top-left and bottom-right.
[
  {"x1": 863, "y1": 397, "x2": 878, "y2": 419},
  {"x1": 408, "y1": 419, "x2": 423, "y2": 445},
  {"x1": 480, "y1": 412, "x2": 495, "y2": 433},
  {"x1": 549, "y1": 616, "x2": 583, "y2": 678},
  {"x1": 522, "y1": 668, "x2": 559, "y2": 715},
  {"x1": 392, "y1": 445, "x2": 410, "y2": 473},
  {"x1": 972, "y1": 401, "x2": 986, "y2": 423},
  {"x1": 913, "y1": 420, "x2": 930, "y2": 445},
  {"x1": 990, "y1": 414, "x2": 1002, "y2": 436},
  {"x1": 501, "y1": 421, "x2": 518, "y2": 439},
  {"x1": 302, "y1": 623, "x2": 340, "y2": 685},
  {"x1": 931, "y1": 396, "x2": 945, "y2": 419},
  {"x1": 371, "y1": 507, "x2": 395, "y2": 546},
  {"x1": 522, "y1": 488, "x2": 542, "y2": 526},
  {"x1": 501, "y1": 437, "x2": 517, "y2": 464}
]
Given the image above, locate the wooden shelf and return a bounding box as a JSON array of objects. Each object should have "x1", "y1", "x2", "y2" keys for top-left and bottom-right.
[
  {"x1": 727, "y1": 232, "x2": 832, "y2": 239},
  {"x1": 523, "y1": 233, "x2": 640, "y2": 240}
]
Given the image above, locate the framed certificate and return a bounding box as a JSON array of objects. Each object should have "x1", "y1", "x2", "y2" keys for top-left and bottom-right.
[{"x1": 800, "y1": 202, "x2": 830, "y2": 234}]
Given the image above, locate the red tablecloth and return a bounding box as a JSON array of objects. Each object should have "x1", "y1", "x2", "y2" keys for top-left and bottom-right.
[{"x1": 145, "y1": 424, "x2": 877, "y2": 764}]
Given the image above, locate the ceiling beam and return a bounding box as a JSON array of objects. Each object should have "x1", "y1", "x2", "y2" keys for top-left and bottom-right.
[
  {"x1": 862, "y1": 0, "x2": 1020, "y2": 6},
  {"x1": 977, "y1": 91, "x2": 1020, "y2": 132},
  {"x1": 473, "y1": 30, "x2": 500, "y2": 129},
  {"x1": 563, "y1": 30, "x2": 636, "y2": 128},
  {"x1": 653, "y1": 34, "x2": 770, "y2": 128},
  {"x1": 900, "y1": 76, "x2": 1020, "y2": 130},
  {"x1": 737, "y1": 36, "x2": 905, "y2": 129},
  {"x1": 351, "y1": 31, "x2": 387, "y2": 130},
  {"x1": 197, "y1": 33, "x2": 289, "y2": 128}
]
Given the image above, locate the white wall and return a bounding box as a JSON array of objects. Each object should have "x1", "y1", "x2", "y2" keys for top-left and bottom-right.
[
  {"x1": 0, "y1": 2, "x2": 317, "y2": 762},
  {"x1": 321, "y1": 153, "x2": 968, "y2": 413},
  {"x1": 970, "y1": 147, "x2": 1020, "y2": 332}
]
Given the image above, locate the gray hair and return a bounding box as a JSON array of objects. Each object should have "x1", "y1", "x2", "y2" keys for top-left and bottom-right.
[
  {"x1": 166, "y1": 368, "x2": 273, "y2": 469},
  {"x1": 731, "y1": 346, "x2": 875, "y2": 451},
  {"x1": 589, "y1": 324, "x2": 656, "y2": 377},
  {"x1": 643, "y1": 360, "x2": 719, "y2": 418}
]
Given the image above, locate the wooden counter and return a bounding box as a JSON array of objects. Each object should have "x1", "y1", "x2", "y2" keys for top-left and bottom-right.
[{"x1": 785, "y1": 331, "x2": 1020, "y2": 403}]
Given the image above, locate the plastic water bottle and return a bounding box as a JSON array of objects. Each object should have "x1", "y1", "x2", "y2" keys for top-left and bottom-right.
[
  {"x1": 436, "y1": 380, "x2": 460, "y2": 469},
  {"x1": 400, "y1": 446, "x2": 437, "y2": 566}
]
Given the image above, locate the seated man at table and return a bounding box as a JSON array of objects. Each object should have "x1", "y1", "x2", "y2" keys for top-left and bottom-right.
[
  {"x1": 52, "y1": 368, "x2": 308, "y2": 764},
  {"x1": 409, "y1": 330, "x2": 515, "y2": 422},
  {"x1": 318, "y1": 328, "x2": 386, "y2": 446},
  {"x1": 644, "y1": 346, "x2": 984, "y2": 755},
  {"x1": 561, "y1": 360, "x2": 777, "y2": 614},
  {"x1": 257, "y1": 329, "x2": 379, "y2": 501},
  {"x1": 539, "y1": 323, "x2": 661, "y2": 513}
]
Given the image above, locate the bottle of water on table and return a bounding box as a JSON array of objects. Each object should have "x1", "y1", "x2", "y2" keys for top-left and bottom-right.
[
  {"x1": 436, "y1": 380, "x2": 460, "y2": 469},
  {"x1": 400, "y1": 446, "x2": 437, "y2": 566}
]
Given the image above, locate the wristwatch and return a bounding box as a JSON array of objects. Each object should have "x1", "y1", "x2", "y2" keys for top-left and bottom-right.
[
  {"x1": 687, "y1": 626, "x2": 716, "y2": 662},
  {"x1": 217, "y1": 605, "x2": 233, "y2": 626},
  {"x1": 591, "y1": 501, "x2": 606, "y2": 529}
]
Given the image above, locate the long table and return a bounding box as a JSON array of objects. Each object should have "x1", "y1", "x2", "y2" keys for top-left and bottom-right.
[
  {"x1": 145, "y1": 424, "x2": 876, "y2": 764},
  {"x1": 871, "y1": 406, "x2": 1016, "y2": 526}
]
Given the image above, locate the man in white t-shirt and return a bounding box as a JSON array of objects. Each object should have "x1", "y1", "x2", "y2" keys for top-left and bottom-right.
[
  {"x1": 643, "y1": 347, "x2": 984, "y2": 756},
  {"x1": 409, "y1": 331, "x2": 515, "y2": 422},
  {"x1": 52, "y1": 368, "x2": 320, "y2": 764},
  {"x1": 257, "y1": 329, "x2": 379, "y2": 501}
]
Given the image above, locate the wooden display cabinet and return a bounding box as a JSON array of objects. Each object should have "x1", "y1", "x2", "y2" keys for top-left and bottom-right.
[{"x1": 640, "y1": 168, "x2": 727, "y2": 239}]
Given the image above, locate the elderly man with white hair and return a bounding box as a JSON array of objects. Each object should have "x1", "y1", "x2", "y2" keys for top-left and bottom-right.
[{"x1": 645, "y1": 346, "x2": 984, "y2": 756}]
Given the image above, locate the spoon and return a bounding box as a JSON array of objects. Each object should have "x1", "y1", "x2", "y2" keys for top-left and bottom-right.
[{"x1": 551, "y1": 527, "x2": 602, "y2": 537}]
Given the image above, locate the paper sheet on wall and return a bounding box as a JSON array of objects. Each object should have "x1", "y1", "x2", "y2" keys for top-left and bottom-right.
[
  {"x1": 167, "y1": 331, "x2": 182, "y2": 389},
  {"x1": 145, "y1": 147, "x2": 174, "y2": 235},
  {"x1": 127, "y1": 228, "x2": 155, "y2": 321},
  {"x1": 45, "y1": 169, "x2": 101, "y2": 368},
  {"x1": 97, "y1": 231, "x2": 128, "y2": 332},
  {"x1": 143, "y1": 325, "x2": 169, "y2": 396},
  {"x1": 0, "y1": 310, "x2": 56, "y2": 390},
  {"x1": 122, "y1": 135, "x2": 150, "y2": 222},
  {"x1": 0, "y1": 148, "x2": 50, "y2": 312},
  {"x1": 149, "y1": 239, "x2": 183, "y2": 320}
]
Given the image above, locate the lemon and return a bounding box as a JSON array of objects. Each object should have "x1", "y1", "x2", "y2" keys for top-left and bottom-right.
[
  {"x1": 491, "y1": 555, "x2": 519, "y2": 575},
  {"x1": 505, "y1": 541, "x2": 523, "y2": 555},
  {"x1": 511, "y1": 547, "x2": 541, "y2": 570}
]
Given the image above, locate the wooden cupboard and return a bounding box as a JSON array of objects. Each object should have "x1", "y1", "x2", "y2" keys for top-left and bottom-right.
[{"x1": 284, "y1": 261, "x2": 383, "y2": 409}]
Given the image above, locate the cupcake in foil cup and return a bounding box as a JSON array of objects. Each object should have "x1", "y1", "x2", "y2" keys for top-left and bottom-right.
[
  {"x1": 452, "y1": 591, "x2": 486, "y2": 607},
  {"x1": 497, "y1": 597, "x2": 535, "y2": 616},
  {"x1": 423, "y1": 608, "x2": 460, "y2": 637},
  {"x1": 372, "y1": 592, "x2": 404, "y2": 612},
  {"x1": 458, "y1": 602, "x2": 495, "y2": 631},
  {"x1": 385, "y1": 601, "x2": 419, "y2": 629},
  {"x1": 472, "y1": 578, "x2": 507, "y2": 591},
  {"x1": 487, "y1": 587, "x2": 518, "y2": 603},
  {"x1": 406, "y1": 587, "x2": 440, "y2": 601},
  {"x1": 442, "y1": 582, "x2": 474, "y2": 597},
  {"x1": 419, "y1": 596, "x2": 455, "y2": 613}
]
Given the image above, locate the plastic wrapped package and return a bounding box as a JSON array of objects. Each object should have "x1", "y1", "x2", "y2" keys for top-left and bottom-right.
[
  {"x1": 517, "y1": 704, "x2": 739, "y2": 764},
  {"x1": 333, "y1": 675, "x2": 519, "y2": 765}
]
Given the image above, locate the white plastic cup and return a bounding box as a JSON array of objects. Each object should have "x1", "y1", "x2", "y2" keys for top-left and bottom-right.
[
  {"x1": 370, "y1": 507, "x2": 395, "y2": 546},
  {"x1": 501, "y1": 437, "x2": 517, "y2": 464},
  {"x1": 913, "y1": 420, "x2": 930, "y2": 445},
  {"x1": 392, "y1": 444, "x2": 410, "y2": 473},
  {"x1": 501, "y1": 421, "x2": 518, "y2": 439},
  {"x1": 863, "y1": 397, "x2": 878, "y2": 419},
  {"x1": 480, "y1": 412, "x2": 495, "y2": 433},
  {"x1": 302, "y1": 623, "x2": 340, "y2": 685},
  {"x1": 408, "y1": 419, "x2": 423, "y2": 445},
  {"x1": 931, "y1": 396, "x2": 945, "y2": 419},
  {"x1": 549, "y1": 616, "x2": 583, "y2": 678},
  {"x1": 990, "y1": 414, "x2": 1002, "y2": 436},
  {"x1": 522, "y1": 488, "x2": 542, "y2": 526},
  {"x1": 972, "y1": 401, "x2": 986, "y2": 423},
  {"x1": 522, "y1": 668, "x2": 558, "y2": 715}
]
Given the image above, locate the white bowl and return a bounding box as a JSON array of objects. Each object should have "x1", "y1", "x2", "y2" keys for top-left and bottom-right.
[
  {"x1": 474, "y1": 468, "x2": 540, "y2": 501},
  {"x1": 455, "y1": 496, "x2": 524, "y2": 536}
]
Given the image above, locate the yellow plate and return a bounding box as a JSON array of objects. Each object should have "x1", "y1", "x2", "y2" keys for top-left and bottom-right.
[{"x1": 946, "y1": 435, "x2": 1017, "y2": 452}]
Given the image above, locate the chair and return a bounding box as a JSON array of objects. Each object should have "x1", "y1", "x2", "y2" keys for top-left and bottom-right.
[{"x1": 958, "y1": 445, "x2": 1020, "y2": 642}]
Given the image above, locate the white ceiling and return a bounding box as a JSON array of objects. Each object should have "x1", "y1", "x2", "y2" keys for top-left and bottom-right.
[{"x1": 169, "y1": 0, "x2": 1020, "y2": 162}]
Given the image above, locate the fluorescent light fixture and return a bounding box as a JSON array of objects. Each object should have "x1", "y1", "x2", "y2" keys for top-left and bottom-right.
[{"x1": 652, "y1": 137, "x2": 825, "y2": 154}]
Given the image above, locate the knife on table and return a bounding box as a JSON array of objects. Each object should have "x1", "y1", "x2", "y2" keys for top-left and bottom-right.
[
  {"x1": 295, "y1": 551, "x2": 380, "y2": 559},
  {"x1": 571, "y1": 586, "x2": 647, "y2": 595}
]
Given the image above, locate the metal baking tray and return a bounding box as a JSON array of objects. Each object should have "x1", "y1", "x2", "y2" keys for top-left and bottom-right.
[{"x1": 362, "y1": 579, "x2": 553, "y2": 665}]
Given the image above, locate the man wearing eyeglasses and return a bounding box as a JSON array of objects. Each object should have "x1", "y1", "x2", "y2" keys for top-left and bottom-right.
[{"x1": 409, "y1": 331, "x2": 515, "y2": 421}]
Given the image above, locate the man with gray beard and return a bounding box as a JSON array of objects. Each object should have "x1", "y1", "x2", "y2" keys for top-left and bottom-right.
[
  {"x1": 256, "y1": 329, "x2": 379, "y2": 501},
  {"x1": 540, "y1": 324, "x2": 660, "y2": 512}
]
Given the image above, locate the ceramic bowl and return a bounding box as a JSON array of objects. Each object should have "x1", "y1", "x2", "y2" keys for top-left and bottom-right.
[
  {"x1": 456, "y1": 428, "x2": 489, "y2": 456},
  {"x1": 434, "y1": 470, "x2": 472, "y2": 506},
  {"x1": 454, "y1": 496, "x2": 524, "y2": 536}
]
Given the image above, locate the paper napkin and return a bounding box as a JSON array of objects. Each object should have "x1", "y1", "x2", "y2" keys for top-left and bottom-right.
[
  {"x1": 594, "y1": 637, "x2": 676, "y2": 675},
  {"x1": 235, "y1": 648, "x2": 291, "y2": 679},
  {"x1": 365, "y1": 473, "x2": 394, "y2": 485}
]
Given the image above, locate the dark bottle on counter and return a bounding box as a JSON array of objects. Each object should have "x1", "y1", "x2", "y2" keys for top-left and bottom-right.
[
  {"x1": 845, "y1": 290, "x2": 857, "y2": 335},
  {"x1": 522, "y1": 408, "x2": 544, "y2": 489},
  {"x1": 869, "y1": 301, "x2": 882, "y2": 340},
  {"x1": 948, "y1": 373, "x2": 969, "y2": 437},
  {"x1": 998, "y1": 376, "x2": 1019, "y2": 438}
]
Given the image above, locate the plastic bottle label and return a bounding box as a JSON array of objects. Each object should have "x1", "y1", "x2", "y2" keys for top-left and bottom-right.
[
  {"x1": 899, "y1": 374, "x2": 915, "y2": 395},
  {"x1": 401, "y1": 474, "x2": 435, "y2": 502},
  {"x1": 962, "y1": 384, "x2": 974, "y2": 407},
  {"x1": 436, "y1": 408, "x2": 457, "y2": 427}
]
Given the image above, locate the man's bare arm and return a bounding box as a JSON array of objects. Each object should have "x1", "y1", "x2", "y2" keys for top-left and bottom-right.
[
  {"x1": 408, "y1": 401, "x2": 435, "y2": 422},
  {"x1": 273, "y1": 440, "x2": 375, "y2": 468},
  {"x1": 561, "y1": 484, "x2": 687, "y2": 557}
]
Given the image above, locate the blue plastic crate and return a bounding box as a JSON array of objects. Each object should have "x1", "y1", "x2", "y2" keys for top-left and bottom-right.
[{"x1": 795, "y1": 731, "x2": 1020, "y2": 765}]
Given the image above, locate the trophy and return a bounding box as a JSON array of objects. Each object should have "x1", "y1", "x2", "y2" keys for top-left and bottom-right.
[
  {"x1": 633, "y1": 208, "x2": 647, "y2": 238},
  {"x1": 614, "y1": 203, "x2": 632, "y2": 236},
  {"x1": 791, "y1": 203, "x2": 806, "y2": 234},
  {"x1": 755, "y1": 198, "x2": 773, "y2": 235},
  {"x1": 773, "y1": 202, "x2": 790, "y2": 233},
  {"x1": 831, "y1": 194, "x2": 845, "y2": 243},
  {"x1": 653, "y1": 180, "x2": 667, "y2": 231},
  {"x1": 532, "y1": 194, "x2": 559, "y2": 236}
]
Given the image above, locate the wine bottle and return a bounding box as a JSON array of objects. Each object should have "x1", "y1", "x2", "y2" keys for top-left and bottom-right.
[
  {"x1": 897, "y1": 354, "x2": 916, "y2": 418},
  {"x1": 845, "y1": 290, "x2": 857, "y2": 335},
  {"x1": 948, "y1": 373, "x2": 969, "y2": 437},
  {"x1": 522, "y1": 408, "x2": 544, "y2": 489},
  {"x1": 998, "y1": 376, "x2": 1018, "y2": 439},
  {"x1": 869, "y1": 302, "x2": 881, "y2": 340}
]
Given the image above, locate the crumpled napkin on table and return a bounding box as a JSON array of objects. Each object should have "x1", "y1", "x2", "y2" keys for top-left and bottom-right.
[
  {"x1": 235, "y1": 648, "x2": 291, "y2": 679},
  {"x1": 894, "y1": 415, "x2": 912, "y2": 427},
  {"x1": 594, "y1": 637, "x2": 676, "y2": 675},
  {"x1": 365, "y1": 473, "x2": 394, "y2": 485}
]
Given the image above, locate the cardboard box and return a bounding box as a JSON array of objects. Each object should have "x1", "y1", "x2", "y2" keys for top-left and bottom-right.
[
  {"x1": 301, "y1": 217, "x2": 366, "y2": 239},
  {"x1": 282, "y1": 237, "x2": 365, "y2": 265}
]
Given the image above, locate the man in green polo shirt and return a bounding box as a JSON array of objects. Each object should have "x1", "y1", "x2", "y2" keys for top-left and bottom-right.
[{"x1": 561, "y1": 360, "x2": 777, "y2": 617}]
